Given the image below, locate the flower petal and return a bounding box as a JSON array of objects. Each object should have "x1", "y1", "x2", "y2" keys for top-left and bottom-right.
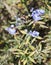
[
  {"x1": 36, "y1": 9, "x2": 45, "y2": 15},
  {"x1": 8, "y1": 28, "x2": 16, "y2": 35},
  {"x1": 29, "y1": 30, "x2": 39, "y2": 37},
  {"x1": 30, "y1": 8, "x2": 34, "y2": 12},
  {"x1": 32, "y1": 14, "x2": 42, "y2": 21}
]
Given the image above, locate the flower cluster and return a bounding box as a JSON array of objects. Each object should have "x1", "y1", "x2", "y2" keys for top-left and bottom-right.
[
  {"x1": 30, "y1": 8, "x2": 45, "y2": 21},
  {"x1": 28, "y1": 30, "x2": 39, "y2": 37},
  {"x1": 5, "y1": 25, "x2": 16, "y2": 35}
]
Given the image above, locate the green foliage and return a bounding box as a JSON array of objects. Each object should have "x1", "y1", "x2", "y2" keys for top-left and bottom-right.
[{"x1": 0, "y1": 0, "x2": 51, "y2": 65}]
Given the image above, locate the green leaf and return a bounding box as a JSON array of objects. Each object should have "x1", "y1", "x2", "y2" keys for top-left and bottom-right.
[
  {"x1": 23, "y1": 59, "x2": 27, "y2": 65},
  {"x1": 29, "y1": 44, "x2": 35, "y2": 51},
  {"x1": 28, "y1": 57, "x2": 36, "y2": 63}
]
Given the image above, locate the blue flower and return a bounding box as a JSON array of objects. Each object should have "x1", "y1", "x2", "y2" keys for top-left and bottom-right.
[
  {"x1": 32, "y1": 14, "x2": 42, "y2": 21},
  {"x1": 32, "y1": 31, "x2": 39, "y2": 37},
  {"x1": 36, "y1": 9, "x2": 45, "y2": 15},
  {"x1": 31, "y1": 8, "x2": 45, "y2": 21},
  {"x1": 31, "y1": 10, "x2": 40, "y2": 16},
  {"x1": 8, "y1": 28, "x2": 16, "y2": 35},
  {"x1": 29, "y1": 30, "x2": 39, "y2": 37},
  {"x1": 5, "y1": 25, "x2": 16, "y2": 35}
]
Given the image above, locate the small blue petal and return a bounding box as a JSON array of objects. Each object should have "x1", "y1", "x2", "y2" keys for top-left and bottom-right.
[
  {"x1": 31, "y1": 8, "x2": 45, "y2": 21},
  {"x1": 33, "y1": 31, "x2": 39, "y2": 37},
  {"x1": 35, "y1": 9, "x2": 41, "y2": 14},
  {"x1": 31, "y1": 11, "x2": 39, "y2": 17},
  {"x1": 5, "y1": 27, "x2": 16, "y2": 35},
  {"x1": 39, "y1": 9, "x2": 45, "y2": 14},
  {"x1": 30, "y1": 8, "x2": 34, "y2": 12},
  {"x1": 29, "y1": 30, "x2": 39, "y2": 37},
  {"x1": 34, "y1": 16, "x2": 42, "y2": 21},
  {"x1": 8, "y1": 28, "x2": 16, "y2": 35},
  {"x1": 36, "y1": 9, "x2": 45, "y2": 15},
  {"x1": 32, "y1": 14, "x2": 42, "y2": 21}
]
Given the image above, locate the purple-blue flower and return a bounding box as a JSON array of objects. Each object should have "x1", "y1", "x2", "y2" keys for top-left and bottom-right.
[
  {"x1": 36, "y1": 9, "x2": 45, "y2": 15},
  {"x1": 8, "y1": 28, "x2": 16, "y2": 35},
  {"x1": 32, "y1": 14, "x2": 42, "y2": 21},
  {"x1": 29, "y1": 30, "x2": 39, "y2": 37},
  {"x1": 31, "y1": 8, "x2": 45, "y2": 21},
  {"x1": 31, "y1": 10, "x2": 40, "y2": 16},
  {"x1": 32, "y1": 31, "x2": 39, "y2": 37},
  {"x1": 5, "y1": 25, "x2": 16, "y2": 35}
]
